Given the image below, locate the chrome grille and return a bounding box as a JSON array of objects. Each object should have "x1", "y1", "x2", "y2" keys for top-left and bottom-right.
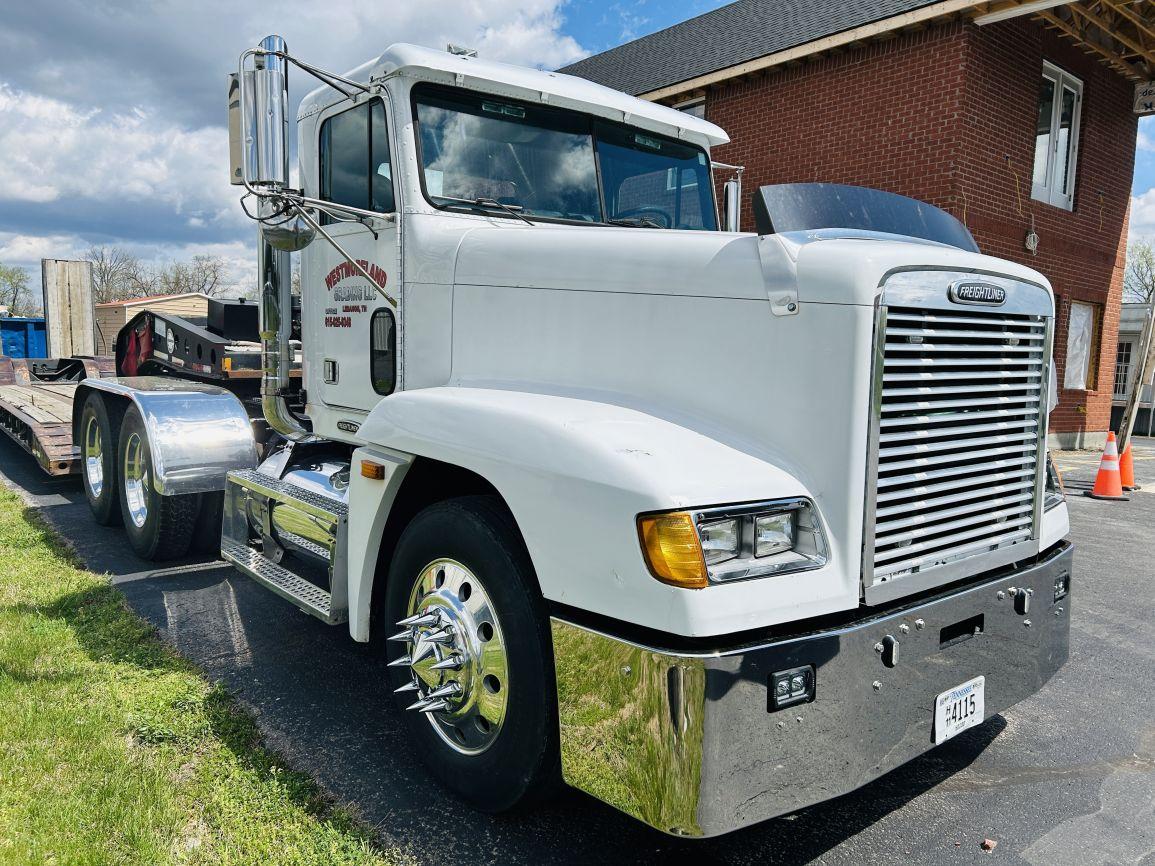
[{"x1": 865, "y1": 305, "x2": 1048, "y2": 597}]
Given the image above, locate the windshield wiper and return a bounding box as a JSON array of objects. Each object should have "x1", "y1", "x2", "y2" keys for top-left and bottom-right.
[
  {"x1": 608, "y1": 216, "x2": 666, "y2": 229},
  {"x1": 438, "y1": 195, "x2": 535, "y2": 226}
]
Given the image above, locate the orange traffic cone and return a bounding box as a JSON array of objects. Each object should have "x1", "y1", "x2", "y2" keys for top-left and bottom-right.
[
  {"x1": 1085, "y1": 432, "x2": 1129, "y2": 500},
  {"x1": 1119, "y1": 442, "x2": 1140, "y2": 491}
]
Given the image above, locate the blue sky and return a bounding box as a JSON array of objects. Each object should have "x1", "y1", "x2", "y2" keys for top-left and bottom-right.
[
  {"x1": 0, "y1": 0, "x2": 1150, "y2": 292},
  {"x1": 1134, "y1": 118, "x2": 1155, "y2": 195},
  {"x1": 563, "y1": 0, "x2": 727, "y2": 52}
]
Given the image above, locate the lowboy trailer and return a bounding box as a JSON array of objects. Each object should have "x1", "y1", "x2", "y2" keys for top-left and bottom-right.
[
  {"x1": 37, "y1": 37, "x2": 1076, "y2": 836},
  {"x1": 0, "y1": 298, "x2": 297, "y2": 481}
]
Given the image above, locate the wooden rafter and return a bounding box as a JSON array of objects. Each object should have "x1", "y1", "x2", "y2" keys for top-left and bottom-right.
[
  {"x1": 1035, "y1": 4, "x2": 1148, "y2": 79},
  {"x1": 1100, "y1": 0, "x2": 1155, "y2": 43},
  {"x1": 1069, "y1": 2, "x2": 1155, "y2": 67}
]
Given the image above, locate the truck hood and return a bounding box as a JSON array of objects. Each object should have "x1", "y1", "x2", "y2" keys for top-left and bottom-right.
[
  {"x1": 446, "y1": 222, "x2": 1052, "y2": 308},
  {"x1": 778, "y1": 229, "x2": 1053, "y2": 307}
]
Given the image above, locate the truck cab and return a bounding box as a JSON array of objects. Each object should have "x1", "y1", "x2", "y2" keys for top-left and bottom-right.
[{"x1": 74, "y1": 38, "x2": 1073, "y2": 838}]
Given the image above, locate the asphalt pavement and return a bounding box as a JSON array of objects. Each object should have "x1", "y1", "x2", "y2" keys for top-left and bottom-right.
[{"x1": 1, "y1": 434, "x2": 1151, "y2": 866}]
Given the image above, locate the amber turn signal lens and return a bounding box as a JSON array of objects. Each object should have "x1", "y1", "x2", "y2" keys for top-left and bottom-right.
[
  {"x1": 360, "y1": 460, "x2": 386, "y2": 480},
  {"x1": 638, "y1": 512, "x2": 709, "y2": 589}
]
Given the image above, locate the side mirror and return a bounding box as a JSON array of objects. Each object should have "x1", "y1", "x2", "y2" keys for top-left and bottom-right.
[
  {"x1": 264, "y1": 215, "x2": 316, "y2": 251},
  {"x1": 229, "y1": 35, "x2": 289, "y2": 189},
  {"x1": 723, "y1": 178, "x2": 742, "y2": 233}
]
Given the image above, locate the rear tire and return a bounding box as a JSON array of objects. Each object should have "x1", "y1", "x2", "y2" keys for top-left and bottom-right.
[
  {"x1": 79, "y1": 393, "x2": 121, "y2": 526},
  {"x1": 118, "y1": 405, "x2": 200, "y2": 561},
  {"x1": 384, "y1": 495, "x2": 559, "y2": 812}
]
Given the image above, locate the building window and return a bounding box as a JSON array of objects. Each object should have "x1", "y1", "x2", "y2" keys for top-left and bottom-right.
[
  {"x1": 1032, "y1": 63, "x2": 1082, "y2": 210},
  {"x1": 673, "y1": 98, "x2": 706, "y2": 120},
  {"x1": 1065, "y1": 301, "x2": 1102, "y2": 390},
  {"x1": 1114, "y1": 340, "x2": 1134, "y2": 397},
  {"x1": 319, "y1": 100, "x2": 395, "y2": 223}
]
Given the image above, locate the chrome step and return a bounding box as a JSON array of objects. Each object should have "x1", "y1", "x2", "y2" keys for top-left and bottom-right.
[
  {"x1": 228, "y1": 468, "x2": 348, "y2": 520},
  {"x1": 221, "y1": 538, "x2": 348, "y2": 625}
]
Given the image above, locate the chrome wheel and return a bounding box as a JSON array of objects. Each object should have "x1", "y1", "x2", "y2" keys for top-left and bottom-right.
[
  {"x1": 390, "y1": 558, "x2": 509, "y2": 755},
  {"x1": 122, "y1": 432, "x2": 149, "y2": 528},
  {"x1": 83, "y1": 416, "x2": 103, "y2": 498}
]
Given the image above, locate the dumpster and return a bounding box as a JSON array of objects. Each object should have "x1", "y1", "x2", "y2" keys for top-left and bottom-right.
[{"x1": 0, "y1": 317, "x2": 47, "y2": 358}]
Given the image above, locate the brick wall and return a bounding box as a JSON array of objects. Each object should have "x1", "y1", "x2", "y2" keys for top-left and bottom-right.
[{"x1": 706, "y1": 18, "x2": 1136, "y2": 444}]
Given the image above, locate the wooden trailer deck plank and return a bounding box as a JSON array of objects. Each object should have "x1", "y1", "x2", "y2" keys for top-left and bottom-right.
[
  {"x1": 0, "y1": 383, "x2": 79, "y2": 476},
  {"x1": 0, "y1": 384, "x2": 76, "y2": 424}
]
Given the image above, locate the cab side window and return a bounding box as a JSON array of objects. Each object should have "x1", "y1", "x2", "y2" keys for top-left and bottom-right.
[
  {"x1": 370, "y1": 308, "x2": 397, "y2": 395},
  {"x1": 319, "y1": 101, "x2": 395, "y2": 221}
]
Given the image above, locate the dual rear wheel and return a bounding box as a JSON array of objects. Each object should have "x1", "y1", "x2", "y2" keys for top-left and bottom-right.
[{"x1": 79, "y1": 394, "x2": 217, "y2": 561}]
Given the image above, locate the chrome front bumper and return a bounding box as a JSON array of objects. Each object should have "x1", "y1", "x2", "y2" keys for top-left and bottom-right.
[{"x1": 551, "y1": 542, "x2": 1072, "y2": 837}]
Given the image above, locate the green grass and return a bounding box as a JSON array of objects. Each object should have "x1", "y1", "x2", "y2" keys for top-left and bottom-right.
[{"x1": 0, "y1": 487, "x2": 406, "y2": 865}]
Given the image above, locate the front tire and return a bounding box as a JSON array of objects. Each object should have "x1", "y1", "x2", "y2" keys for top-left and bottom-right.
[
  {"x1": 384, "y1": 495, "x2": 559, "y2": 812},
  {"x1": 118, "y1": 405, "x2": 200, "y2": 561}
]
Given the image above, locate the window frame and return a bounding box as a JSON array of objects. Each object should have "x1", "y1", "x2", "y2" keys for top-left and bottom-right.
[
  {"x1": 317, "y1": 96, "x2": 397, "y2": 224},
  {"x1": 1114, "y1": 338, "x2": 1134, "y2": 398},
  {"x1": 1031, "y1": 62, "x2": 1083, "y2": 211},
  {"x1": 1065, "y1": 300, "x2": 1103, "y2": 391},
  {"x1": 672, "y1": 97, "x2": 706, "y2": 120},
  {"x1": 409, "y1": 82, "x2": 718, "y2": 231},
  {"x1": 369, "y1": 307, "x2": 397, "y2": 396}
]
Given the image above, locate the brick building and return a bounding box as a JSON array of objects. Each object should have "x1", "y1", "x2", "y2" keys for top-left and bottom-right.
[{"x1": 564, "y1": 0, "x2": 1149, "y2": 448}]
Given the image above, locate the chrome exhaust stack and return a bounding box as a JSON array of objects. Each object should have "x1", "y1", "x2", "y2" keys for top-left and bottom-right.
[
  {"x1": 230, "y1": 36, "x2": 399, "y2": 443},
  {"x1": 230, "y1": 34, "x2": 312, "y2": 441}
]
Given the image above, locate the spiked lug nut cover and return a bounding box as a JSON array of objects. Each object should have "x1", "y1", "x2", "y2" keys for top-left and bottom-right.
[{"x1": 392, "y1": 559, "x2": 510, "y2": 755}]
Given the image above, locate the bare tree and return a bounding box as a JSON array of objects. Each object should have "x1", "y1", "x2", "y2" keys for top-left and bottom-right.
[
  {"x1": 1124, "y1": 239, "x2": 1155, "y2": 304},
  {"x1": 85, "y1": 246, "x2": 237, "y2": 301},
  {"x1": 86, "y1": 245, "x2": 145, "y2": 303},
  {"x1": 0, "y1": 263, "x2": 38, "y2": 317},
  {"x1": 155, "y1": 254, "x2": 228, "y2": 297}
]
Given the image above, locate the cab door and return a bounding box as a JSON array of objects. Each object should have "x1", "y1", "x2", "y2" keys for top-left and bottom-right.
[{"x1": 309, "y1": 97, "x2": 399, "y2": 414}]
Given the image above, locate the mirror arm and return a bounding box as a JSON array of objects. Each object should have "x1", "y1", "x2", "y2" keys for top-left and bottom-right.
[{"x1": 288, "y1": 202, "x2": 398, "y2": 309}]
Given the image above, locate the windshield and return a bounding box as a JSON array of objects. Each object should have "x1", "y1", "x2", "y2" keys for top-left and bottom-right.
[{"x1": 413, "y1": 85, "x2": 717, "y2": 230}]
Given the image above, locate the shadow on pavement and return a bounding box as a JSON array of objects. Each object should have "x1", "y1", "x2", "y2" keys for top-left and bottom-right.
[{"x1": 0, "y1": 436, "x2": 1005, "y2": 865}]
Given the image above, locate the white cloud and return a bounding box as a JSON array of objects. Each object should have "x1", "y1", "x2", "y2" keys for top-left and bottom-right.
[
  {"x1": 0, "y1": 232, "x2": 84, "y2": 264},
  {"x1": 1139, "y1": 116, "x2": 1155, "y2": 152},
  {"x1": 1130, "y1": 188, "x2": 1155, "y2": 242},
  {"x1": 0, "y1": 0, "x2": 588, "y2": 276},
  {"x1": 0, "y1": 84, "x2": 240, "y2": 235}
]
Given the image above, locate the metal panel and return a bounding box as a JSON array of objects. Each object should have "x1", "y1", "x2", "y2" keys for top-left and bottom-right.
[
  {"x1": 222, "y1": 467, "x2": 349, "y2": 623},
  {"x1": 862, "y1": 273, "x2": 1053, "y2": 603},
  {"x1": 77, "y1": 376, "x2": 258, "y2": 495},
  {"x1": 553, "y1": 543, "x2": 1072, "y2": 837}
]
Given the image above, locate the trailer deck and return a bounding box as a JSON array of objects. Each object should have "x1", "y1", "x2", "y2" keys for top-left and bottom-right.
[{"x1": 0, "y1": 357, "x2": 114, "y2": 476}]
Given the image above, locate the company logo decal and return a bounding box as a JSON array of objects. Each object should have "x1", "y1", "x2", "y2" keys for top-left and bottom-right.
[
  {"x1": 336, "y1": 420, "x2": 361, "y2": 434},
  {"x1": 949, "y1": 281, "x2": 1006, "y2": 306},
  {"x1": 323, "y1": 260, "x2": 387, "y2": 328}
]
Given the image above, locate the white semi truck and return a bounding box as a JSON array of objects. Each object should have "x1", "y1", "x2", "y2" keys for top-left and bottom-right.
[{"x1": 70, "y1": 37, "x2": 1073, "y2": 837}]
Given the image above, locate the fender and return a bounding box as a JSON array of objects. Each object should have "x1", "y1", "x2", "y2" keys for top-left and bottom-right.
[
  {"x1": 355, "y1": 386, "x2": 852, "y2": 638},
  {"x1": 75, "y1": 377, "x2": 258, "y2": 496}
]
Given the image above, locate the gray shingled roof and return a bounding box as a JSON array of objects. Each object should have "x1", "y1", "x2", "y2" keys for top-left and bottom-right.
[{"x1": 560, "y1": 0, "x2": 947, "y2": 96}]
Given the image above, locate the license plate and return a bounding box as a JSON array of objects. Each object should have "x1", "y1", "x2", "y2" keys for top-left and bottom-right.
[{"x1": 934, "y1": 675, "x2": 985, "y2": 744}]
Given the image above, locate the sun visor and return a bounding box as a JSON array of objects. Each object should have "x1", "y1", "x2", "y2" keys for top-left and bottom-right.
[{"x1": 752, "y1": 183, "x2": 979, "y2": 253}]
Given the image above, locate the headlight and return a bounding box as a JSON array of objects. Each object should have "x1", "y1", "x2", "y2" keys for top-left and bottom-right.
[
  {"x1": 755, "y1": 512, "x2": 795, "y2": 557},
  {"x1": 638, "y1": 498, "x2": 828, "y2": 589},
  {"x1": 699, "y1": 518, "x2": 739, "y2": 565}
]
